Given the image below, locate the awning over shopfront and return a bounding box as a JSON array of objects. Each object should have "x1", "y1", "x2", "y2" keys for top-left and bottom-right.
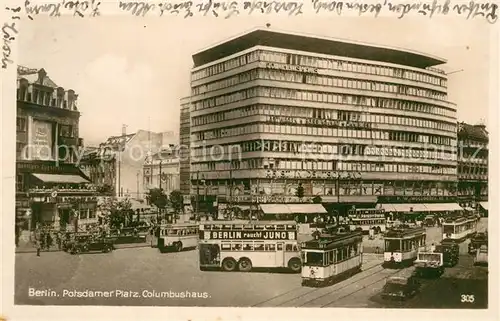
[
  {"x1": 479, "y1": 202, "x2": 488, "y2": 211},
  {"x1": 259, "y1": 204, "x2": 291, "y2": 214},
  {"x1": 377, "y1": 203, "x2": 463, "y2": 212},
  {"x1": 259, "y1": 204, "x2": 327, "y2": 215},
  {"x1": 422, "y1": 203, "x2": 463, "y2": 212},
  {"x1": 31, "y1": 173, "x2": 89, "y2": 184},
  {"x1": 287, "y1": 204, "x2": 328, "y2": 214},
  {"x1": 377, "y1": 204, "x2": 396, "y2": 212}
]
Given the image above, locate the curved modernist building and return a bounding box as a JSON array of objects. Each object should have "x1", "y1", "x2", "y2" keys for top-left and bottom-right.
[{"x1": 189, "y1": 28, "x2": 458, "y2": 215}]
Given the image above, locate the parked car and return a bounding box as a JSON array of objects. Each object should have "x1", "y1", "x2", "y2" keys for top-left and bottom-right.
[
  {"x1": 469, "y1": 232, "x2": 487, "y2": 254},
  {"x1": 423, "y1": 215, "x2": 435, "y2": 227},
  {"x1": 474, "y1": 245, "x2": 488, "y2": 266},
  {"x1": 68, "y1": 234, "x2": 115, "y2": 255},
  {"x1": 381, "y1": 276, "x2": 420, "y2": 300}
]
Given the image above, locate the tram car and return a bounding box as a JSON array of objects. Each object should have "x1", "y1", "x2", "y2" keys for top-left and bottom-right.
[
  {"x1": 442, "y1": 215, "x2": 478, "y2": 243},
  {"x1": 383, "y1": 226, "x2": 426, "y2": 268},
  {"x1": 301, "y1": 228, "x2": 363, "y2": 287}
]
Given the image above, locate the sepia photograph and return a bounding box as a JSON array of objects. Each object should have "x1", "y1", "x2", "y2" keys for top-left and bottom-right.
[{"x1": 2, "y1": 6, "x2": 497, "y2": 317}]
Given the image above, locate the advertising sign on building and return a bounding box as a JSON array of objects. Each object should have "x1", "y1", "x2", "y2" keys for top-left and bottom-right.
[{"x1": 32, "y1": 120, "x2": 53, "y2": 160}]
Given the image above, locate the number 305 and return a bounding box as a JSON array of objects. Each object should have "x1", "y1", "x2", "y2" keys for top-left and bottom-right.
[{"x1": 461, "y1": 295, "x2": 475, "y2": 303}]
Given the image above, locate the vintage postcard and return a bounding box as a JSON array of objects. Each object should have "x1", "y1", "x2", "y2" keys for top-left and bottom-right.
[{"x1": 1, "y1": 0, "x2": 498, "y2": 320}]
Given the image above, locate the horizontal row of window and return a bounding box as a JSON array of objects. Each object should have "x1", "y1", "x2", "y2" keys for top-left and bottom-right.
[
  {"x1": 193, "y1": 123, "x2": 454, "y2": 146},
  {"x1": 385, "y1": 236, "x2": 426, "y2": 252},
  {"x1": 192, "y1": 68, "x2": 447, "y2": 101},
  {"x1": 303, "y1": 243, "x2": 362, "y2": 266},
  {"x1": 192, "y1": 87, "x2": 455, "y2": 119},
  {"x1": 191, "y1": 49, "x2": 446, "y2": 88},
  {"x1": 78, "y1": 209, "x2": 96, "y2": 220},
  {"x1": 459, "y1": 166, "x2": 487, "y2": 175},
  {"x1": 160, "y1": 228, "x2": 198, "y2": 236},
  {"x1": 191, "y1": 160, "x2": 456, "y2": 175},
  {"x1": 219, "y1": 242, "x2": 299, "y2": 252},
  {"x1": 192, "y1": 105, "x2": 456, "y2": 133},
  {"x1": 193, "y1": 140, "x2": 456, "y2": 161},
  {"x1": 190, "y1": 183, "x2": 460, "y2": 198},
  {"x1": 350, "y1": 219, "x2": 386, "y2": 225},
  {"x1": 17, "y1": 87, "x2": 77, "y2": 110},
  {"x1": 16, "y1": 117, "x2": 78, "y2": 138},
  {"x1": 459, "y1": 139, "x2": 488, "y2": 149}
]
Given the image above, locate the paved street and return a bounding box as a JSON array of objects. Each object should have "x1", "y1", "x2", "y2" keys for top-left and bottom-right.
[{"x1": 15, "y1": 219, "x2": 488, "y2": 307}]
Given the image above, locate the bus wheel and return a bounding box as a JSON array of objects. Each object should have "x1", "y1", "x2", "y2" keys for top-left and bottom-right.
[
  {"x1": 238, "y1": 258, "x2": 253, "y2": 272},
  {"x1": 221, "y1": 258, "x2": 237, "y2": 272},
  {"x1": 288, "y1": 258, "x2": 302, "y2": 273},
  {"x1": 174, "y1": 242, "x2": 183, "y2": 252}
]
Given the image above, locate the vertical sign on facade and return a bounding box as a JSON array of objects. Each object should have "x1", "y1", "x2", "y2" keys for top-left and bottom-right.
[{"x1": 32, "y1": 120, "x2": 53, "y2": 160}]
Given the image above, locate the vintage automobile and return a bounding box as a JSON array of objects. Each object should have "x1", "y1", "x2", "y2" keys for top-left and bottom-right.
[
  {"x1": 381, "y1": 276, "x2": 420, "y2": 300},
  {"x1": 423, "y1": 215, "x2": 436, "y2": 227},
  {"x1": 473, "y1": 245, "x2": 488, "y2": 266},
  {"x1": 435, "y1": 240, "x2": 460, "y2": 267},
  {"x1": 468, "y1": 232, "x2": 488, "y2": 254},
  {"x1": 68, "y1": 234, "x2": 115, "y2": 255},
  {"x1": 413, "y1": 251, "x2": 444, "y2": 278}
]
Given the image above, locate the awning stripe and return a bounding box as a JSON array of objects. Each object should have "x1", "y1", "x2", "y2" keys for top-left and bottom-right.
[
  {"x1": 259, "y1": 204, "x2": 327, "y2": 214},
  {"x1": 377, "y1": 203, "x2": 463, "y2": 212},
  {"x1": 32, "y1": 173, "x2": 89, "y2": 184}
]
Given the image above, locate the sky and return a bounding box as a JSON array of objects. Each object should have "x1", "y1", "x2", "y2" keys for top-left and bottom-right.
[{"x1": 18, "y1": 15, "x2": 495, "y2": 146}]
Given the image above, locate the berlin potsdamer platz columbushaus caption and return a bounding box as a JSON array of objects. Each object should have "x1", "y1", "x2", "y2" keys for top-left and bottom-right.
[{"x1": 14, "y1": 28, "x2": 488, "y2": 308}]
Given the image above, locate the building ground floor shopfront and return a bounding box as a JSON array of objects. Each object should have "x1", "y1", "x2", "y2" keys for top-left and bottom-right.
[
  {"x1": 15, "y1": 161, "x2": 99, "y2": 242},
  {"x1": 16, "y1": 193, "x2": 98, "y2": 233}
]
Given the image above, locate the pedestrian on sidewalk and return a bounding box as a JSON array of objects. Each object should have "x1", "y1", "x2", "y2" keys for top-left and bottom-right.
[
  {"x1": 35, "y1": 240, "x2": 41, "y2": 257},
  {"x1": 45, "y1": 233, "x2": 52, "y2": 251}
]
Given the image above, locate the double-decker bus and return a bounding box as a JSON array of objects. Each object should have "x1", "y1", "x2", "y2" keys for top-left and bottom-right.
[
  {"x1": 198, "y1": 220, "x2": 301, "y2": 272},
  {"x1": 383, "y1": 226, "x2": 426, "y2": 268},
  {"x1": 347, "y1": 208, "x2": 386, "y2": 234},
  {"x1": 442, "y1": 215, "x2": 478, "y2": 243},
  {"x1": 156, "y1": 223, "x2": 199, "y2": 253},
  {"x1": 301, "y1": 228, "x2": 363, "y2": 287}
]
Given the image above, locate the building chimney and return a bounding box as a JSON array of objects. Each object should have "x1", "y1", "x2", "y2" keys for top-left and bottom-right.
[{"x1": 122, "y1": 124, "x2": 127, "y2": 136}]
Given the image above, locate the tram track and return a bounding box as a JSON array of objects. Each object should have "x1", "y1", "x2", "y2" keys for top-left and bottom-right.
[
  {"x1": 252, "y1": 260, "x2": 383, "y2": 307},
  {"x1": 318, "y1": 268, "x2": 403, "y2": 307},
  {"x1": 278, "y1": 263, "x2": 387, "y2": 307}
]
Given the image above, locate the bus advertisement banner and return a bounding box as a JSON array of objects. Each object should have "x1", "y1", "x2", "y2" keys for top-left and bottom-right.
[{"x1": 200, "y1": 230, "x2": 297, "y2": 241}]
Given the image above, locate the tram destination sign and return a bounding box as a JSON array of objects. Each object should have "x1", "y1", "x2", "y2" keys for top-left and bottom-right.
[{"x1": 201, "y1": 230, "x2": 297, "y2": 241}]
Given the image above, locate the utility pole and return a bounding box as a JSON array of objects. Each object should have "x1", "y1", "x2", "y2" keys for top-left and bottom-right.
[
  {"x1": 196, "y1": 171, "x2": 200, "y2": 220},
  {"x1": 136, "y1": 171, "x2": 139, "y2": 199},
  {"x1": 118, "y1": 152, "x2": 121, "y2": 197},
  {"x1": 159, "y1": 159, "x2": 163, "y2": 190}
]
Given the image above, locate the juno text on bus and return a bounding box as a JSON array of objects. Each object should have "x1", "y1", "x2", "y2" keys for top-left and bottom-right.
[
  {"x1": 383, "y1": 226, "x2": 426, "y2": 268},
  {"x1": 442, "y1": 214, "x2": 478, "y2": 243},
  {"x1": 198, "y1": 220, "x2": 302, "y2": 273},
  {"x1": 301, "y1": 228, "x2": 363, "y2": 287},
  {"x1": 155, "y1": 223, "x2": 199, "y2": 253},
  {"x1": 347, "y1": 208, "x2": 386, "y2": 234}
]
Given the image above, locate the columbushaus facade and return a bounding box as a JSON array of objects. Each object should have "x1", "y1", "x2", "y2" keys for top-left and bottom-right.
[{"x1": 189, "y1": 29, "x2": 458, "y2": 215}]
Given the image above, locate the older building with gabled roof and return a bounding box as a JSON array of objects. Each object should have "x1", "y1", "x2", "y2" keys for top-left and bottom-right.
[
  {"x1": 457, "y1": 122, "x2": 488, "y2": 215},
  {"x1": 15, "y1": 66, "x2": 96, "y2": 236}
]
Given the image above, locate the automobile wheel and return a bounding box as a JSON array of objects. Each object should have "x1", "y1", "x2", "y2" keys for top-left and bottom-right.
[
  {"x1": 174, "y1": 242, "x2": 183, "y2": 252},
  {"x1": 288, "y1": 258, "x2": 302, "y2": 273},
  {"x1": 221, "y1": 258, "x2": 237, "y2": 272},
  {"x1": 238, "y1": 258, "x2": 253, "y2": 272},
  {"x1": 102, "y1": 245, "x2": 110, "y2": 253}
]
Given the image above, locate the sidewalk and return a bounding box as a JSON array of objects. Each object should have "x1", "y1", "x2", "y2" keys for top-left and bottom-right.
[{"x1": 15, "y1": 240, "x2": 151, "y2": 254}]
